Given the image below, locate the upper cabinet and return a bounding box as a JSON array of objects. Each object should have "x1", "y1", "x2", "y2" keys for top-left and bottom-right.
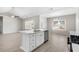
[{"x1": 52, "y1": 17, "x2": 66, "y2": 31}]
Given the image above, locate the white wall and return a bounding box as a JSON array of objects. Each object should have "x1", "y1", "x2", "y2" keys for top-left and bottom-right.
[
  {"x1": 39, "y1": 15, "x2": 47, "y2": 30},
  {"x1": 22, "y1": 16, "x2": 39, "y2": 30},
  {"x1": 76, "y1": 8, "x2": 79, "y2": 33},
  {"x1": 3, "y1": 16, "x2": 21, "y2": 34},
  {"x1": 66, "y1": 14, "x2": 76, "y2": 32}
]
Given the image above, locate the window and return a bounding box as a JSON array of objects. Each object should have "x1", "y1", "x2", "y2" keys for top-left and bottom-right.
[{"x1": 52, "y1": 17, "x2": 65, "y2": 30}]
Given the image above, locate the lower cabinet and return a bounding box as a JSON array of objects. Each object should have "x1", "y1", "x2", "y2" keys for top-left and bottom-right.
[
  {"x1": 29, "y1": 34, "x2": 36, "y2": 51},
  {"x1": 21, "y1": 34, "x2": 30, "y2": 52},
  {"x1": 35, "y1": 32, "x2": 44, "y2": 47},
  {"x1": 21, "y1": 31, "x2": 44, "y2": 52}
]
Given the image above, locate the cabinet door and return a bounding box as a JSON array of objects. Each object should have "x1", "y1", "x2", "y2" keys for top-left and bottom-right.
[
  {"x1": 36, "y1": 32, "x2": 44, "y2": 47},
  {"x1": 21, "y1": 34, "x2": 26, "y2": 49},
  {"x1": 21, "y1": 34, "x2": 30, "y2": 52},
  {"x1": 29, "y1": 34, "x2": 36, "y2": 51}
]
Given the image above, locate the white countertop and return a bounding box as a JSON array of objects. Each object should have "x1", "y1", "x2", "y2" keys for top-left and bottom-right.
[
  {"x1": 20, "y1": 30, "x2": 35, "y2": 33},
  {"x1": 70, "y1": 31, "x2": 79, "y2": 36},
  {"x1": 20, "y1": 29, "x2": 48, "y2": 34}
]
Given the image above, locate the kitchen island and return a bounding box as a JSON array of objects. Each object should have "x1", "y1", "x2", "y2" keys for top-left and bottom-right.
[{"x1": 20, "y1": 29, "x2": 48, "y2": 52}]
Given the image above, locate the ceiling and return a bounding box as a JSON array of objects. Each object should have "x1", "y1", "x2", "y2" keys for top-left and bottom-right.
[{"x1": 0, "y1": 7, "x2": 74, "y2": 18}]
